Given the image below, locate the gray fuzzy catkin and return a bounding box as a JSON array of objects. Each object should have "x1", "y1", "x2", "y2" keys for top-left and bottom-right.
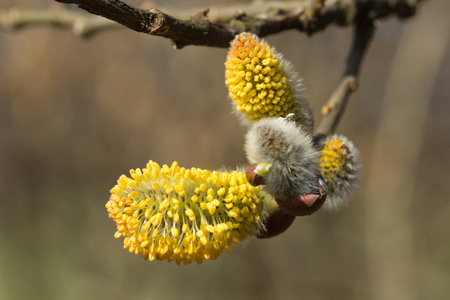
[{"x1": 245, "y1": 116, "x2": 320, "y2": 199}]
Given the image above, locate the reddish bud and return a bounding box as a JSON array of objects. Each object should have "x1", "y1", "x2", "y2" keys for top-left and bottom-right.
[
  {"x1": 256, "y1": 209, "x2": 296, "y2": 239},
  {"x1": 276, "y1": 177, "x2": 328, "y2": 216}
]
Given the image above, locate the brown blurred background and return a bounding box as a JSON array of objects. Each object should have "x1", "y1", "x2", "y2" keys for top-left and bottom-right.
[{"x1": 1, "y1": 0, "x2": 449, "y2": 299}]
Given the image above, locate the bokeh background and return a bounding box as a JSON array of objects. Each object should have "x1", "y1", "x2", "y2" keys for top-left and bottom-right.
[{"x1": 1, "y1": 0, "x2": 449, "y2": 299}]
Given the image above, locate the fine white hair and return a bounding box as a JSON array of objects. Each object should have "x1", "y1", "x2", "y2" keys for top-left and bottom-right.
[{"x1": 245, "y1": 116, "x2": 320, "y2": 199}]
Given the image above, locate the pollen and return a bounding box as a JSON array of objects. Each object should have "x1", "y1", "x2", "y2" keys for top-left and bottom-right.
[
  {"x1": 225, "y1": 32, "x2": 299, "y2": 123},
  {"x1": 319, "y1": 137, "x2": 351, "y2": 178},
  {"x1": 106, "y1": 160, "x2": 264, "y2": 265}
]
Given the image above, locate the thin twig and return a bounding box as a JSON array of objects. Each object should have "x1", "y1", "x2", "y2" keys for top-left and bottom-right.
[
  {"x1": 0, "y1": 8, "x2": 121, "y2": 37},
  {"x1": 315, "y1": 17, "x2": 376, "y2": 136}
]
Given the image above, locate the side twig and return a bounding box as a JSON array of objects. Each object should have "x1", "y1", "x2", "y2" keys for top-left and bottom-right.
[
  {"x1": 315, "y1": 17, "x2": 375, "y2": 136},
  {"x1": 0, "y1": 8, "x2": 121, "y2": 37}
]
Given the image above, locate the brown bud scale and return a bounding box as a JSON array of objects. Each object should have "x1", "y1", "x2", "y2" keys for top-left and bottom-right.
[{"x1": 276, "y1": 176, "x2": 328, "y2": 216}]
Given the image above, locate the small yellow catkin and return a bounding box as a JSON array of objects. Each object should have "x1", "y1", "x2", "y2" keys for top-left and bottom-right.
[
  {"x1": 319, "y1": 135, "x2": 362, "y2": 210},
  {"x1": 225, "y1": 32, "x2": 313, "y2": 130}
]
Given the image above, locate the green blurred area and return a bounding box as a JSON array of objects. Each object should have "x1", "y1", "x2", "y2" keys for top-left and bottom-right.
[{"x1": 1, "y1": 0, "x2": 449, "y2": 299}]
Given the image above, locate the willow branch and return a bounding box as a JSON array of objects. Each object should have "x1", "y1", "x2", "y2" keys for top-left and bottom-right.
[
  {"x1": 54, "y1": 0, "x2": 423, "y2": 49},
  {"x1": 315, "y1": 16, "x2": 375, "y2": 136},
  {"x1": 0, "y1": 0, "x2": 423, "y2": 47}
]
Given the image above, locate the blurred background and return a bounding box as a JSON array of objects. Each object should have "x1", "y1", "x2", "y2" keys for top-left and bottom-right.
[{"x1": 1, "y1": 0, "x2": 449, "y2": 299}]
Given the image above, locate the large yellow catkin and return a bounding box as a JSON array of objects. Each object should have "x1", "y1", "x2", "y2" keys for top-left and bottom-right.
[{"x1": 106, "y1": 161, "x2": 266, "y2": 264}]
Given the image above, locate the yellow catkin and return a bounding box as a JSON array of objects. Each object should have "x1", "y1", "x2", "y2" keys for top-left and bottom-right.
[
  {"x1": 225, "y1": 32, "x2": 298, "y2": 123},
  {"x1": 106, "y1": 160, "x2": 264, "y2": 265},
  {"x1": 318, "y1": 134, "x2": 361, "y2": 210}
]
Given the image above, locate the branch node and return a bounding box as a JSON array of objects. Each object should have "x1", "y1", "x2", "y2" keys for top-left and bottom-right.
[
  {"x1": 147, "y1": 8, "x2": 165, "y2": 34},
  {"x1": 321, "y1": 103, "x2": 335, "y2": 116},
  {"x1": 191, "y1": 8, "x2": 209, "y2": 20},
  {"x1": 349, "y1": 77, "x2": 358, "y2": 91}
]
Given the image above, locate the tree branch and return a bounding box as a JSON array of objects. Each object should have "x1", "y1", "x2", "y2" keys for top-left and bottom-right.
[
  {"x1": 54, "y1": 0, "x2": 424, "y2": 49},
  {"x1": 1, "y1": 1, "x2": 423, "y2": 47},
  {"x1": 315, "y1": 16, "x2": 375, "y2": 136}
]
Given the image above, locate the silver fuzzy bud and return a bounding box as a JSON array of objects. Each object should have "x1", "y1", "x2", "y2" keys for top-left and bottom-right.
[{"x1": 245, "y1": 115, "x2": 320, "y2": 200}]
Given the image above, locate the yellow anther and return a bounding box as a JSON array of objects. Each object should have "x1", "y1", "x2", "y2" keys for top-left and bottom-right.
[{"x1": 171, "y1": 228, "x2": 179, "y2": 237}]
